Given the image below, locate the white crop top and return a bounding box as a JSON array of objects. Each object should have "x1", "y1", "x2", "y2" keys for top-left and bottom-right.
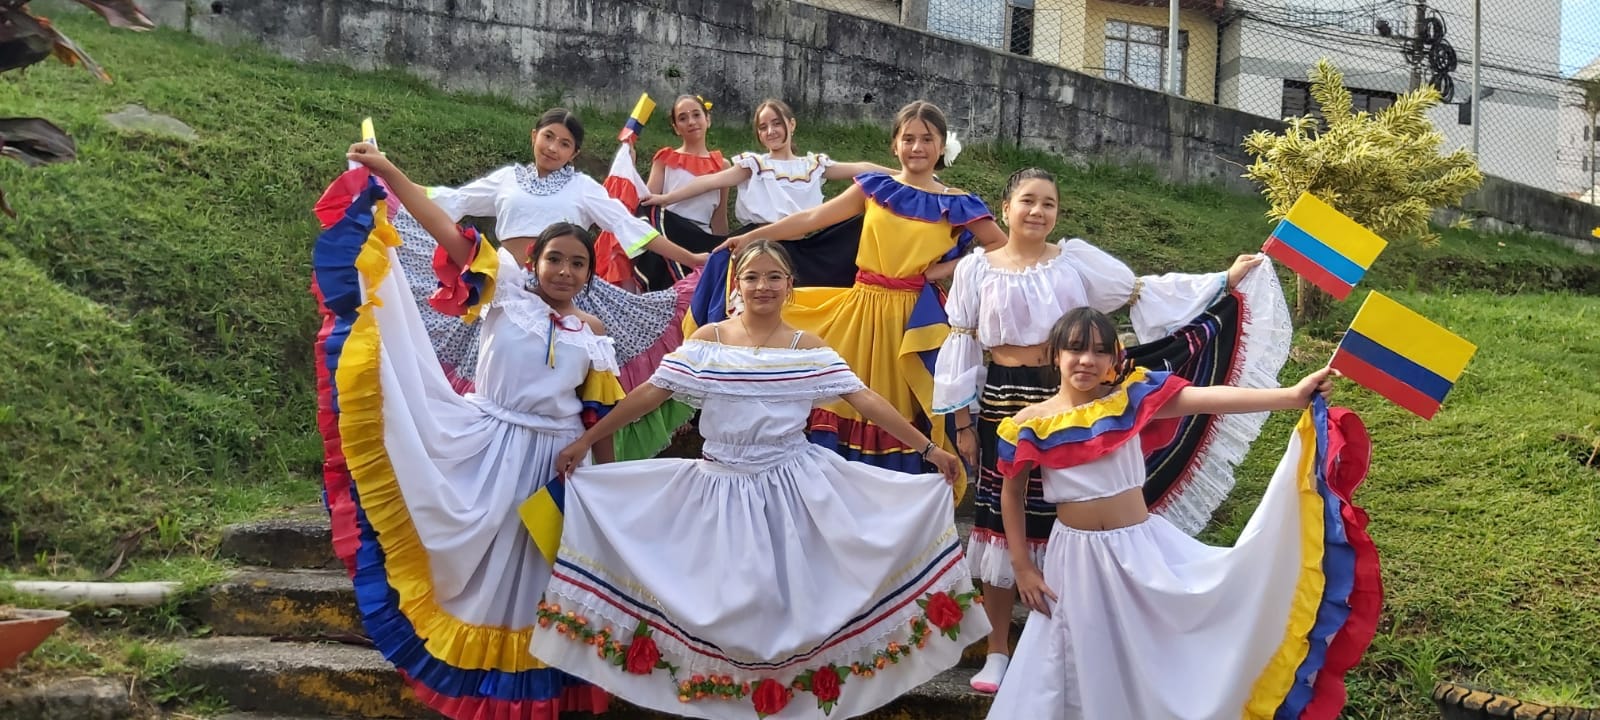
[
  {"x1": 427, "y1": 165, "x2": 660, "y2": 258},
  {"x1": 730, "y1": 151, "x2": 833, "y2": 225},
  {"x1": 1038, "y1": 437, "x2": 1146, "y2": 503}
]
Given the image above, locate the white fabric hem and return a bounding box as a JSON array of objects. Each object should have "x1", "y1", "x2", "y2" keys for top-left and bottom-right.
[{"x1": 967, "y1": 532, "x2": 1048, "y2": 589}]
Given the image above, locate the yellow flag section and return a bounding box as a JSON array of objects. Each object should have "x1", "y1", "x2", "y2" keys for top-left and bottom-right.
[{"x1": 1329, "y1": 291, "x2": 1477, "y2": 420}]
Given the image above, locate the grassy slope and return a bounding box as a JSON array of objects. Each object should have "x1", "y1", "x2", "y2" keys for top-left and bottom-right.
[{"x1": 1, "y1": 14, "x2": 1597, "y2": 716}]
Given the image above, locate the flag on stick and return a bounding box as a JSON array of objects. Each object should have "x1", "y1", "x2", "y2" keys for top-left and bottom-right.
[
  {"x1": 1329, "y1": 291, "x2": 1476, "y2": 420},
  {"x1": 1262, "y1": 193, "x2": 1388, "y2": 300},
  {"x1": 617, "y1": 94, "x2": 655, "y2": 144}
]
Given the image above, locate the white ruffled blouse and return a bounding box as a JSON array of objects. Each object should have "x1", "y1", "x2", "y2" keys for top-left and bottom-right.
[{"x1": 931, "y1": 239, "x2": 1228, "y2": 414}]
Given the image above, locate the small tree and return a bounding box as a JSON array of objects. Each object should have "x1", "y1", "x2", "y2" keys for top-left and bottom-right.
[
  {"x1": 0, "y1": 0, "x2": 154, "y2": 217},
  {"x1": 1242, "y1": 59, "x2": 1483, "y2": 318}
]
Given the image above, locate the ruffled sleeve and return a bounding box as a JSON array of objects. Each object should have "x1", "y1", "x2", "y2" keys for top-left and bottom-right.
[
  {"x1": 578, "y1": 367, "x2": 626, "y2": 429},
  {"x1": 1058, "y1": 239, "x2": 1137, "y2": 313},
  {"x1": 426, "y1": 166, "x2": 512, "y2": 221},
  {"x1": 577, "y1": 175, "x2": 661, "y2": 260},
  {"x1": 731, "y1": 151, "x2": 761, "y2": 174},
  {"x1": 932, "y1": 253, "x2": 986, "y2": 415},
  {"x1": 1128, "y1": 271, "x2": 1230, "y2": 342},
  {"x1": 995, "y1": 369, "x2": 1188, "y2": 475},
  {"x1": 813, "y1": 152, "x2": 835, "y2": 171},
  {"x1": 426, "y1": 228, "x2": 501, "y2": 324}
]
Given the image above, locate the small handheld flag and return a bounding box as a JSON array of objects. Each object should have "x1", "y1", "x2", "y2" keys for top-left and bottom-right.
[
  {"x1": 348, "y1": 117, "x2": 377, "y2": 170},
  {"x1": 1262, "y1": 193, "x2": 1388, "y2": 300},
  {"x1": 1329, "y1": 291, "x2": 1477, "y2": 420},
  {"x1": 520, "y1": 476, "x2": 566, "y2": 565},
  {"x1": 617, "y1": 94, "x2": 655, "y2": 144}
]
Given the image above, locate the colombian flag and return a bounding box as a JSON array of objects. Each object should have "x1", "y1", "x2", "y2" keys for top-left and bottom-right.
[
  {"x1": 1330, "y1": 291, "x2": 1477, "y2": 420},
  {"x1": 616, "y1": 93, "x2": 655, "y2": 144},
  {"x1": 1263, "y1": 193, "x2": 1387, "y2": 301}
]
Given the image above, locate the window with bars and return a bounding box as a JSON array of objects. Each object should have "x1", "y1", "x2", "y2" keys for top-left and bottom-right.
[
  {"x1": 1008, "y1": 5, "x2": 1034, "y2": 56},
  {"x1": 1280, "y1": 79, "x2": 1397, "y2": 120},
  {"x1": 1104, "y1": 20, "x2": 1186, "y2": 93}
]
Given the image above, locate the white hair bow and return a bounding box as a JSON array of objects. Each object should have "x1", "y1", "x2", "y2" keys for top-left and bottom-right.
[{"x1": 944, "y1": 132, "x2": 963, "y2": 166}]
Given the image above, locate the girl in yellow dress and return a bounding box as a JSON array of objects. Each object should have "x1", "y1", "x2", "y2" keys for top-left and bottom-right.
[{"x1": 726, "y1": 100, "x2": 1007, "y2": 500}]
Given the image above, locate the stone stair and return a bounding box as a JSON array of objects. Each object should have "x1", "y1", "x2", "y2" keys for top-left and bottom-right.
[{"x1": 169, "y1": 512, "x2": 1025, "y2": 719}]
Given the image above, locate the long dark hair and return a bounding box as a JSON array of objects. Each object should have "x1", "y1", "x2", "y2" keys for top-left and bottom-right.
[
  {"x1": 535, "y1": 108, "x2": 585, "y2": 151},
  {"x1": 1046, "y1": 308, "x2": 1134, "y2": 387},
  {"x1": 529, "y1": 221, "x2": 596, "y2": 288}
]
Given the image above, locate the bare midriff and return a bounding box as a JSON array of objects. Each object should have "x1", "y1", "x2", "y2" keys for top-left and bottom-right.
[
  {"x1": 988, "y1": 343, "x2": 1050, "y2": 368},
  {"x1": 1054, "y1": 487, "x2": 1149, "y2": 531}
]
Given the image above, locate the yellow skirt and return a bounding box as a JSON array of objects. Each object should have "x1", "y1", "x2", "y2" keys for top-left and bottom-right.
[{"x1": 786, "y1": 282, "x2": 966, "y2": 503}]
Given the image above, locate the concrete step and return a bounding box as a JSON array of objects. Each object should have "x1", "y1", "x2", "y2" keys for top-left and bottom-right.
[
  {"x1": 219, "y1": 516, "x2": 339, "y2": 569},
  {"x1": 194, "y1": 568, "x2": 362, "y2": 638},
  {"x1": 174, "y1": 637, "x2": 991, "y2": 719}
]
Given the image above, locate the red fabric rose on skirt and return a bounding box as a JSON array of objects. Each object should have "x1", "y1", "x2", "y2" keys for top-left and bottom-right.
[
  {"x1": 811, "y1": 664, "x2": 843, "y2": 704},
  {"x1": 752, "y1": 677, "x2": 791, "y2": 717},
  {"x1": 925, "y1": 592, "x2": 964, "y2": 631},
  {"x1": 624, "y1": 635, "x2": 661, "y2": 675}
]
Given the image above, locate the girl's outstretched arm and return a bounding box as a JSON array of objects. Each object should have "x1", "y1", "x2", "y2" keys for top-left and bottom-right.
[
  {"x1": 347, "y1": 143, "x2": 476, "y2": 267},
  {"x1": 823, "y1": 160, "x2": 896, "y2": 180},
  {"x1": 1155, "y1": 367, "x2": 1336, "y2": 419},
  {"x1": 840, "y1": 387, "x2": 962, "y2": 485},
  {"x1": 554, "y1": 383, "x2": 674, "y2": 475},
  {"x1": 642, "y1": 165, "x2": 752, "y2": 207}
]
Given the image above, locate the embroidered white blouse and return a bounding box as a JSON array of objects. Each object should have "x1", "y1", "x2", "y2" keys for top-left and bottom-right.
[
  {"x1": 427, "y1": 165, "x2": 660, "y2": 258},
  {"x1": 931, "y1": 239, "x2": 1228, "y2": 414},
  {"x1": 729, "y1": 151, "x2": 834, "y2": 225}
]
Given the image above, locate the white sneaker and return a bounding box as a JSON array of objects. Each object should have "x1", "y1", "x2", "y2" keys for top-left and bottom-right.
[{"x1": 969, "y1": 652, "x2": 1009, "y2": 694}]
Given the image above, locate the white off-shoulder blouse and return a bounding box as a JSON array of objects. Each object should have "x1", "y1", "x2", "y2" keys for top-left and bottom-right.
[{"x1": 931, "y1": 239, "x2": 1228, "y2": 414}]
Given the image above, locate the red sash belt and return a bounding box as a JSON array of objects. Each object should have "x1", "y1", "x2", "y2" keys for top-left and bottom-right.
[{"x1": 855, "y1": 270, "x2": 925, "y2": 291}]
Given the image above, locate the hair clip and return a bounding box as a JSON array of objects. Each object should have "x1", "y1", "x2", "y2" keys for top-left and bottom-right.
[
  {"x1": 944, "y1": 132, "x2": 962, "y2": 166},
  {"x1": 697, "y1": 95, "x2": 713, "y2": 111}
]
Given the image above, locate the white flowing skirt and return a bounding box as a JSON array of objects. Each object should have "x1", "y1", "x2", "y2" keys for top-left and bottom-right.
[
  {"x1": 988, "y1": 415, "x2": 1370, "y2": 720},
  {"x1": 529, "y1": 444, "x2": 991, "y2": 719}
]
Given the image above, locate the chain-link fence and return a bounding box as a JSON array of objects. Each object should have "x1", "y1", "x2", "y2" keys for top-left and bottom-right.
[{"x1": 799, "y1": 0, "x2": 1600, "y2": 203}]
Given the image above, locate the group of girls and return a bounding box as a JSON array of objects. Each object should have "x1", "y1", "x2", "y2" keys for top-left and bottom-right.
[{"x1": 312, "y1": 93, "x2": 1379, "y2": 720}]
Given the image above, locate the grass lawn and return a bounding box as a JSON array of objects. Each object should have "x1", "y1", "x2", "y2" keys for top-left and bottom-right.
[{"x1": 1, "y1": 12, "x2": 1596, "y2": 718}]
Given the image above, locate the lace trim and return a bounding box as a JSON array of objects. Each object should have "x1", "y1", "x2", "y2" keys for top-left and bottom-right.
[
  {"x1": 492, "y1": 288, "x2": 620, "y2": 373},
  {"x1": 513, "y1": 163, "x2": 576, "y2": 197}
]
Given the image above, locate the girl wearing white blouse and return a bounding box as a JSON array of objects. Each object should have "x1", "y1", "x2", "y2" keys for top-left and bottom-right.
[
  {"x1": 634, "y1": 94, "x2": 733, "y2": 291},
  {"x1": 931, "y1": 168, "x2": 1293, "y2": 693},
  {"x1": 380, "y1": 108, "x2": 707, "y2": 459},
  {"x1": 642, "y1": 98, "x2": 893, "y2": 287}
]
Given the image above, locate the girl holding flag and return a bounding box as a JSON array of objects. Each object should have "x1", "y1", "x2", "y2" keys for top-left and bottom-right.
[
  {"x1": 985, "y1": 308, "x2": 1379, "y2": 720},
  {"x1": 642, "y1": 97, "x2": 893, "y2": 287},
  {"x1": 930, "y1": 167, "x2": 1289, "y2": 693},
  {"x1": 634, "y1": 94, "x2": 733, "y2": 291},
  {"x1": 322, "y1": 108, "x2": 706, "y2": 458},
  {"x1": 315, "y1": 139, "x2": 631, "y2": 719}
]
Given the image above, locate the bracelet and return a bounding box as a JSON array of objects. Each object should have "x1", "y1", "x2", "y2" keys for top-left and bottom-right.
[{"x1": 920, "y1": 441, "x2": 936, "y2": 458}]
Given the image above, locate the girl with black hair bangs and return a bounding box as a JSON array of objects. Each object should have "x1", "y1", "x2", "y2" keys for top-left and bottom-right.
[
  {"x1": 316, "y1": 142, "x2": 637, "y2": 719},
  {"x1": 931, "y1": 167, "x2": 1292, "y2": 693},
  {"x1": 984, "y1": 307, "x2": 1379, "y2": 720}
]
